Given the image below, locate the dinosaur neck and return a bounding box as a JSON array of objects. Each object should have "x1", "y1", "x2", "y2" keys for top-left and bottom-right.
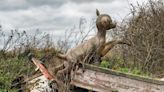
[{"x1": 97, "y1": 29, "x2": 106, "y2": 39}]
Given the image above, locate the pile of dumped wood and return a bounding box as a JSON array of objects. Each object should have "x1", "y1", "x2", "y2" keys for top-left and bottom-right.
[
  {"x1": 10, "y1": 10, "x2": 136, "y2": 92},
  {"x1": 11, "y1": 57, "x2": 164, "y2": 92}
]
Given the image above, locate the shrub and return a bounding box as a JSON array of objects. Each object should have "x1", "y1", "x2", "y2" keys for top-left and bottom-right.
[{"x1": 122, "y1": 0, "x2": 164, "y2": 77}]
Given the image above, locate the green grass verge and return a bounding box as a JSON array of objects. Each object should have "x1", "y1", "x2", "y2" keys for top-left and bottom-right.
[{"x1": 0, "y1": 57, "x2": 34, "y2": 92}]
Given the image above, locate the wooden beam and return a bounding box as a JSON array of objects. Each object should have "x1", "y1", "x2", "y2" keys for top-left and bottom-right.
[{"x1": 71, "y1": 64, "x2": 164, "y2": 92}]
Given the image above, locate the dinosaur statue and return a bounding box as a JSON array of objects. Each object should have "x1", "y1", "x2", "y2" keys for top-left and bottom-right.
[
  {"x1": 54, "y1": 9, "x2": 130, "y2": 92},
  {"x1": 56, "y1": 9, "x2": 130, "y2": 71}
]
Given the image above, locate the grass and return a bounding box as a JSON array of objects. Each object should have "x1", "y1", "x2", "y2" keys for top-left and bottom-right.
[
  {"x1": 0, "y1": 48, "x2": 57, "y2": 91},
  {"x1": 100, "y1": 60, "x2": 110, "y2": 68},
  {"x1": 100, "y1": 59, "x2": 151, "y2": 77},
  {"x1": 0, "y1": 57, "x2": 34, "y2": 92}
]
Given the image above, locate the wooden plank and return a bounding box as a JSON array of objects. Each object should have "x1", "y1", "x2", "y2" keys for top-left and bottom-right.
[
  {"x1": 84, "y1": 64, "x2": 164, "y2": 85},
  {"x1": 71, "y1": 65, "x2": 164, "y2": 92}
]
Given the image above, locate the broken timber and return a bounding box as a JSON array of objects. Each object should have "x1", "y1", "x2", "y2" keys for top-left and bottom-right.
[
  {"x1": 27, "y1": 64, "x2": 164, "y2": 92},
  {"x1": 71, "y1": 64, "x2": 164, "y2": 92}
]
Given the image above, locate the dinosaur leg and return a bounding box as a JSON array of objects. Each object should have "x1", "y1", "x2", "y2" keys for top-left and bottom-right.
[
  {"x1": 101, "y1": 42, "x2": 115, "y2": 57},
  {"x1": 54, "y1": 63, "x2": 65, "y2": 74},
  {"x1": 56, "y1": 61, "x2": 73, "y2": 92},
  {"x1": 56, "y1": 61, "x2": 72, "y2": 82},
  {"x1": 101, "y1": 40, "x2": 130, "y2": 57}
]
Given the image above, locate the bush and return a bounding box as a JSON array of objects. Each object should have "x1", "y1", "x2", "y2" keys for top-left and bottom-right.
[{"x1": 122, "y1": 0, "x2": 164, "y2": 77}]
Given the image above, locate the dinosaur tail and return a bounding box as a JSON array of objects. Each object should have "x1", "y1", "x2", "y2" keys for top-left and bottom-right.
[
  {"x1": 57, "y1": 53, "x2": 67, "y2": 60},
  {"x1": 117, "y1": 41, "x2": 131, "y2": 46}
]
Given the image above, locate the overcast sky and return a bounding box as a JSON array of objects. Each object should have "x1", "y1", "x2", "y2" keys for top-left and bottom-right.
[
  {"x1": 0, "y1": 0, "x2": 149, "y2": 31},
  {"x1": 0, "y1": 0, "x2": 150, "y2": 48}
]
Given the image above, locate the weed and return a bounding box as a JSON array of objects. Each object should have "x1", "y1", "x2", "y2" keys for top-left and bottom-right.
[{"x1": 100, "y1": 60, "x2": 110, "y2": 68}]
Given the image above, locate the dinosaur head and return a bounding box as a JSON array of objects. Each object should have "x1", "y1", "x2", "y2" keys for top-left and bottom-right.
[{"x1": 96, "y1": 9, "x2": 116, "y2": 30}]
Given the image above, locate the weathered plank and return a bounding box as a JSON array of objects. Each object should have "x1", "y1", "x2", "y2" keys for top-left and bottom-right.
[
  {"x1": 26, "y1": 64, "x2": 164, "y2": 92},
  {"x1": 71, "y1": 64, "x2": 164, "y2": 92}
]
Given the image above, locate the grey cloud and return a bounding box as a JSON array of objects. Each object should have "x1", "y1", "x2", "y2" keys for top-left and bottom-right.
[
  {"x1": 0, "y1": 0, "x2": 115, "y2": 11},
  {"x1": 0, "y1": 0, "x2": 28, "y2": 11},
  {"x1": 0, "y1": 0, "x2": 67, "y2": 11},
  {"x1": 69, "y1": 0, "x2": 113, "y2": 3},
  {"x1": 27, "y1": 0, "x2": 67, "y2": 8},
  {"x1": 0, "y1": 0, "x2": 131, "y2": 33}
]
